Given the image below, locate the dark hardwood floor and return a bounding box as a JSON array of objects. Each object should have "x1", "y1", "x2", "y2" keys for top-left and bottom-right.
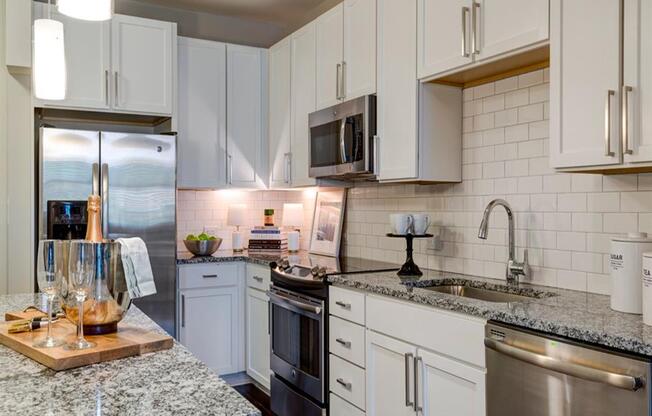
[{"x1": 234, "y1": 383, "x2": 275, "y2": 416}]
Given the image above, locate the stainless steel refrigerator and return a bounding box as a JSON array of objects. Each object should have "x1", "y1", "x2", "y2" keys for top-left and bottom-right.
[{"x1": 39, "y1": 127, "x2": 177, "y2": 336}]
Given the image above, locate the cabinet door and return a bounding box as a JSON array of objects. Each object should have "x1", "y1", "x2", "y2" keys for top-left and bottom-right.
[
  {"x1": 177, "y1": 37, "x2": 227, "y2": 189},
  {"x1": 33, "y1": 2, "x2": 110, "y2": 110},
  {"x1": 315, "y1": 4, "x2": 344, "y2": 110},
  {"x1": 343, "y1": 0, "x2": 377, "y2": 99},
  {"x1": 366, "y1": 330, "x2": 418, "y2": 416},
  {"x1": 246, "y1": 287, "x2": 270, "y2": 390},
  {"x1": 550, "y1": 0, "x2": 621, "y2": 168},
  {"x1": 226, "y1": 44, "x2": 268, "y2": 188},
  {"x1": 179, "y1": 286, "x2": 242, "y2": 375},
  {"x1": 417, "y1": 0, "x2": 473, "y2": 79},
  {"x1": 418, "y1": 348, "x2": 486, "y2": 416},
  {"x1": 378, "y1": 0, "x2": 419, "y2": 180},
  {"x1": 290, "y1": 23, "x2": 318, "y2": 187},
  {"x1": 111, "y1": 15, "x2": 173, "y2": 115},
  {"x1": 474, "y1": 0, "x2": 549, "y2": 61},
  {"x1": 623, "y1": 0, "x2": 652, "y2": 163},
  {"x1": 269, "y1": 37, "x2": 292, "y2": 188}
]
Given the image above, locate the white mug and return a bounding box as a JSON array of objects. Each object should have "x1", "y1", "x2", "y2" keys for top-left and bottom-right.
[
  {"x1": 412, "y1": 214, "x2": 431, "y2": 235},
  {"x1": 390, "y1": 213, "x2": 414, "y2": 235}
]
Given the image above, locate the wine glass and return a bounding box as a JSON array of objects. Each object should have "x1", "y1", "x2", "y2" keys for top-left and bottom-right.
[
  {"x1": 65, "y1": 240, "x2": 97, "y2": 350},
  {"x1": 33, "y1": 240, "x2": 65, "y2": 348}
]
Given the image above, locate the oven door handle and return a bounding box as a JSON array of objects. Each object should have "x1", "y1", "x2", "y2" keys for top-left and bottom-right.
[
  {"x1": 485, "y1": 338, "x2": 645, "y2": 391},
  {"x1": 267, "y1": 291, "x2": 322, "y2": 315}
]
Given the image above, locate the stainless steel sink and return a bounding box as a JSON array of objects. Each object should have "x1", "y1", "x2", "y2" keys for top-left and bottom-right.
[{"x1": 424, "y1": 285, "x2": 531, "y2": 303}]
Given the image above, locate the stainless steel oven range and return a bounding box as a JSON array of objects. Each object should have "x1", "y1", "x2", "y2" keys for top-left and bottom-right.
[{"x1": 269, "y1": 261, "x2": 329, "y2": 416}]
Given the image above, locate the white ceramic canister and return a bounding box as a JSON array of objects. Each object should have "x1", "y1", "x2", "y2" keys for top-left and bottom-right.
[
  {"x1": 642, "y1": 253, "x2": 652, "y2": 325},
  {"x1": 610, "y1": 232, "x2": 652, "y2": 314}
]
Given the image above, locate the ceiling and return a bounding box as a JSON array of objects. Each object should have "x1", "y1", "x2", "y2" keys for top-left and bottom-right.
[{"x1": 129, "y1": 0, "x2": 340, "y2": 31}]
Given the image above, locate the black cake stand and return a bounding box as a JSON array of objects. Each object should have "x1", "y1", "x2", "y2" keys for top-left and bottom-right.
[{"x1": 386, "y1": 233, "x2": 433, "y2": 276}]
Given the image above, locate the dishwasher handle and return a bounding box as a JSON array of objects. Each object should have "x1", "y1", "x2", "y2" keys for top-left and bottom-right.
[{"x1": 485, "y1": 338, "x2": 645, "y2": 391}]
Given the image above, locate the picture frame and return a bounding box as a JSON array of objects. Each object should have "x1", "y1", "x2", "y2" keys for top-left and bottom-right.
[{"x1": 309, "y1": 190, "x2": 347, "y2": 257}]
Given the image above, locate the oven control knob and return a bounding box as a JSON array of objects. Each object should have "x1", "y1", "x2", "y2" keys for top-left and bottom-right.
[
  {"x1": 280, "y1": 259, "x2": 290, "y2": 270},
  {"x1": 317, "y1": 267, "x2": 327, "y2": 278},
  {"x1": 310, "y1": 266, "x2": 320, "y2": 277},
  {"x1": 291, "y1": 370, "x2": 297, "y2": 378}
]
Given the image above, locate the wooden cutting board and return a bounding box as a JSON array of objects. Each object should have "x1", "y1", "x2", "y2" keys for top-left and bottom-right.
[{"x1": 0, "y1": 310, "x2": 173, "y2": 371}]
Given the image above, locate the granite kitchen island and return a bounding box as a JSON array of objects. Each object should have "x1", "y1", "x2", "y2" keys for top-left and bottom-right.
[{"x1": 0, "y1": 293, "x2": 260, "y2": 416}]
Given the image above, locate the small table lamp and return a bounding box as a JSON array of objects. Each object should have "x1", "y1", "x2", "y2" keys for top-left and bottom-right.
[
  {"x1": 282, "y1": 203, "x2": 304, "y2": 252},
  {"x1": 227, "y1": 204, "x2": 246, "y2": 252}
]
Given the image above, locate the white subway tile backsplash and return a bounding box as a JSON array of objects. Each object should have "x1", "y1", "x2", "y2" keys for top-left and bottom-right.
[{"x1": 343, "y1": 73, "x2": 652, "y2": 294}]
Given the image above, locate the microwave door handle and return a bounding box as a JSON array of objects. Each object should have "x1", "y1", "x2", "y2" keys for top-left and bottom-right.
[
  {"x1": 484, "y1": 338, "x2": 645, "y2": 391},
  {"x1": 340, "y1": 118, "x2": 347, "y2": 164}
]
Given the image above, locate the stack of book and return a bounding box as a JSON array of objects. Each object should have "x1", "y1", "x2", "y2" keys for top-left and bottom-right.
[{"x1": 248, "y1": 227, "x2": 288, "y2": 255}]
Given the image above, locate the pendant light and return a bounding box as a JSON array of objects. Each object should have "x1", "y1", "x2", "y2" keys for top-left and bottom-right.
[
  {"x1": 33, "y1": 1, "x2": 66, "y2": 100},
  {"x1": 57, "y1": 0, "x2": 113, "y2": 21}
]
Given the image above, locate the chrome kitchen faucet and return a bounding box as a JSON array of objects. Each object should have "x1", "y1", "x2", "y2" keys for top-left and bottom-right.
[{"x1": 478, "y1": 199, "x2": 529, "y2": 285}]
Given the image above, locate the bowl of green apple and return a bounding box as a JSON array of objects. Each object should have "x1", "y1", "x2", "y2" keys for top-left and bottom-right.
[{"x1": 183, "y1": 232, "x2": 222, "y2": 256}]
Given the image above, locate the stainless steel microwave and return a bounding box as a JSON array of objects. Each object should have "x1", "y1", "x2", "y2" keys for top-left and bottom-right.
[{"x1": 308, "y1": 95, "x2": 376, "y2": 179}]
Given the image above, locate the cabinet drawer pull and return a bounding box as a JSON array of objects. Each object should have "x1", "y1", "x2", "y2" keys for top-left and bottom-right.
[
  {"x1": 414, "y1": 356, "x2": 422, "y2": 412},
  {"x1": 202, "y1": 274, "x2": 218, "y2": 279},
  {"x1": 335, "y1": 338, "x2": 351, "y2": 348},
  {"x1": 404, "y1": 353, "x2": 414, "y2": 408},
  {"x1": 181, "y1": 294, "x2": 186, "y2": 328},
  {"x1": 114, "y1": 71, "x2": 119, "y2": 106},
  {"x1": 336, "y1": 378, "x2": 352, "y2": 390},
  {"x1": 605, "y1": 89, "x2": 616, "y2": 157},
  {"x1": 105, "y1": 70, "x2": 109, "y2": 106},
  {"x1": 472, "y1": 1, "x2": 480, "y2": 54},
  {"x1": 252, "y1": 276, "x2": 264, "y2": 282},
  {"x1": 335, "y1": 301, "x2": 350, "y2": 309},
  {"x1": 623, "y1": 85, "x2": 633, "y2": 155}
]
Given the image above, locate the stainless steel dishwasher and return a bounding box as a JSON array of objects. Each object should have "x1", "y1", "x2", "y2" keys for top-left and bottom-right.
[{"x1": 485, "y1": 322, "x2": 651, "y2": 415}]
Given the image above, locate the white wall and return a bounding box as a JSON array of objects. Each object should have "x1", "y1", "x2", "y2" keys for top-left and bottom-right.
[
  {"x1": 343, "y1": 69, "x2": 652, "y2": 295},
  {"x1": 0, "y1": 0, "x2": 8, "y2": 295}
]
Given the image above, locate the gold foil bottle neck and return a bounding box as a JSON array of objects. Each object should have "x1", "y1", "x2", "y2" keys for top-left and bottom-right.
[{"x1": 85, "y1": 194, "x2": 104, "y2": 242}]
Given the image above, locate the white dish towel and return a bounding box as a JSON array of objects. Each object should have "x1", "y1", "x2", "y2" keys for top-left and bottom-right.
[{"x1": 116, "y1": 237, "x2": 157, "y2": 298}]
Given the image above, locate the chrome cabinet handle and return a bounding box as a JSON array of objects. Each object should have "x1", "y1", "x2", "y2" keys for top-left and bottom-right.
[
  {"x1": 605, "y1": 90, "x2": 616, "y2": 157},
  {"x1": 623, "y1": 85, "x2": 633, "y2": 155},
  {"x1": 461, "y1": 7, "x2": 470, "y2": 57},
  {"x1": 101, "y1": 162, "x2": 109, "y2": 237},
  {"x1": 341, "y1": 61, "x2": 347, "y2": 99},
  {"x1": 373, "y1": 135, "x2": 380, "y2": 176},
  {"x1": 404, "y1": 353, "x2": 414, "y2": 408},
  {"x1": 114, "y1": 72, "x2": 119, "y2": 106},
  {"x1": 472, "y1": 2, "x2": 480, "y2": 54},
  {"x1": 105, "y1": 70, "x2": 109, "y2": 106},
  {"x1": 336, "y1": 63, "x2": 342, "y2": 100},
  {"x1": 202, "y1": 274, "x2": 218, "y2": 279},
  {"x1": 335, "y1": 300, "x2": 350, "y2": 309},
  {"x1": 181, "y1": 294, "x2": 186, "y2": 328},
  {"x1": 336, "y1": 378, "x2": 352, "y2": 390},
  {"x1": 485, "y1": 337, "x2": 645, "y2": 391},
  {"x1": 227, "y1": 154, "x2": 233, "y2": 184},
  {"x1": 283, "y1": 152, "x2": 292, "y2": 184},
  {"x1": 414, "y1": 356, "x2": 422, "y2": 412},
  {"x1": 335, "y1": 338, "x2": 351, "y2": 348}
]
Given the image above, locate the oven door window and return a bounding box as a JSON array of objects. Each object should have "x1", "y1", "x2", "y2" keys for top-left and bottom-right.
[
  {"x1": 271, "y1": 302, "x2": 321, "y2": 379},
  {"x1": 310, "y1": 114, "x2": 364, "y2": 168}
]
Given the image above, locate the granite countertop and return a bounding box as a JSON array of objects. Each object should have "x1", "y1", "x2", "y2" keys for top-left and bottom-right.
[
  {"x1": 177, "y1": 249, "x2": 316, "y2": 267},
  {"x1": 328, "y1": 269, "x2": 652, "y2": 357},
  {"x1": 0, "y1": 293, "x2": 259, "y2": 416}
]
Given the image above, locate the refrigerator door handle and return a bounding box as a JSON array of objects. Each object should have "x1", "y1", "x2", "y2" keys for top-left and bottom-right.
[
  {"x1": 101, "y1": 163, "x2": 109, "y2": 238},
  {"x1": 92, "y1": 163, "x2": 100, "y2": 195}
]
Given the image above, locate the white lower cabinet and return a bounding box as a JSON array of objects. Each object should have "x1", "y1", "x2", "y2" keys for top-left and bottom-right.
[
  {"x1": 178, "y1": 263, "x2": 244, "y2": 375},
  {"x1": 245, "y1": 264, "x2": 271, "y2": 390}
]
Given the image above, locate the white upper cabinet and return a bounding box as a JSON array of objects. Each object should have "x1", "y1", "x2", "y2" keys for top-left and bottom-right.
[
  {"x1": 343, "y1": 0, "x2": 377, "y2": 100},
  {"x1": 417, "y1": 0, "x2": 549, "y2": 80},
  {"x1": 550, "y1": 0, "x2": 622, "y2": 168},
  {"x1": 33, "y1": 2, "x2": 111, "y2": 110},
  {"x1": 315, "y1": 0, "x2": 377, "y2": 110},
  {"x1": 623, "y1": 0, "x2": 652, "y2": 164},
  {"x1": 226, "y1": 44, "x2": 268, "y2": 188},
  {"x1": 111, "y1": 15, "x2": 174, "y2": 115},
  {"x1": 474, "y1": 0, "x2": 549, "y2": 61},
  {"x1": 315, "y1": 4, "x2": 344, "y2": 110},
  {"x1": 290, "y1": 23, "x2": 318, "y2": 187},
  {"x1": 268, "y1": 36, "x2": 293, "y2": 188},
  {"x1": 417, "y1": 0, "x2": 473, "y2": 79},
  {"x1": 177, "y1": 37, "x2": 227, "y2": 189}
]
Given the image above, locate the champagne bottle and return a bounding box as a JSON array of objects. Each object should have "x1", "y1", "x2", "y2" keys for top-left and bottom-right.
[{"x1": 85, "y1": 194, "x2": 103, "y2": 242}]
